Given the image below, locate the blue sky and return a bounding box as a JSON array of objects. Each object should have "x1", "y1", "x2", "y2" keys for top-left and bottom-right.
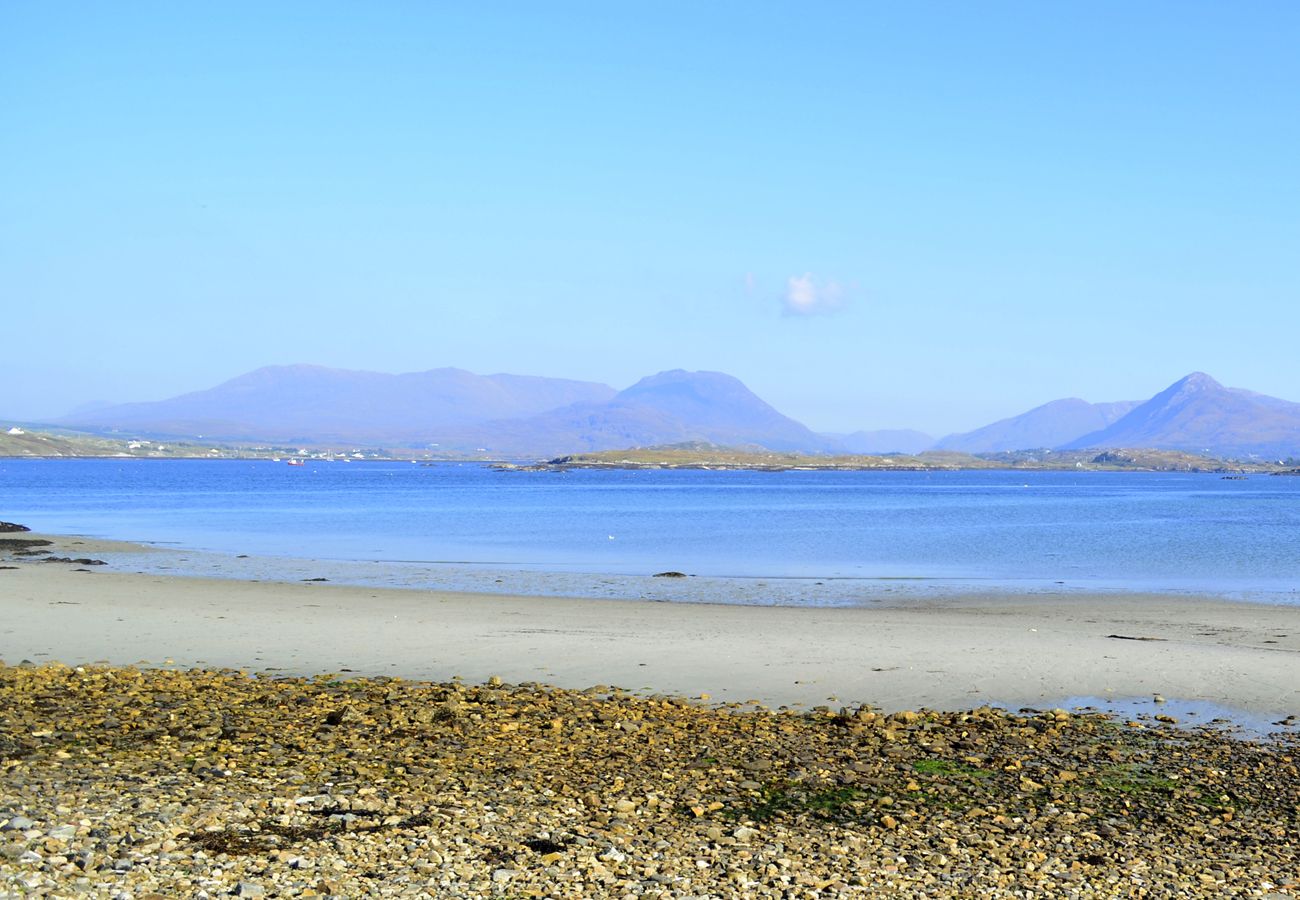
[{"x1": 3, "y1": 2, "x2": 1297, "y2": 435}]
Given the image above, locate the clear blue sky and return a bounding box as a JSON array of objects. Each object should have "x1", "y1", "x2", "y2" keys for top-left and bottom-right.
[{"x1": 3, "y1": 2, "x2": 1297, "y2": 435}]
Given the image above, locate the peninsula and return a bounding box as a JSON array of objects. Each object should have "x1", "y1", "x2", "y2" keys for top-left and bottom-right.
[{"x1": 521, "y1": 444, "x2": 1283, "y2": 474}]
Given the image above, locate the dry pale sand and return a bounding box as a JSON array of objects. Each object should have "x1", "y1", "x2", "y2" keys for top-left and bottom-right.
[{"x1": 1, "y1": 534, "x2": 1297, "y2": 719}]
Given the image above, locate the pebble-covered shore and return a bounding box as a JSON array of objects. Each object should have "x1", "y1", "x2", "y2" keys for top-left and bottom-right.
[{"x1": 1, "y1": 664, "x2": 1296, "y2": 898}]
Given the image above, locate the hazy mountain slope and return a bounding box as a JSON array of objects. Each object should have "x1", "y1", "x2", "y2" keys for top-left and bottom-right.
[
  {"x1": 59, "y1": 365, "x2": 617, "y2": 443},
  {"x1": 827, "y1": 429, "x2": 935, "y2": 454},
  {"x1": 613, "y1": 370, "x2": 830, "y2": 448},
  {"x1": 1063, "y1": 373, "x2": 1300, "y2": 457},
  {"x1": 442, "y1": 370, "x2": 837, "y2": 456},
  {"x1": 55, "y1": 366, "x2": 834, "y2": 455},
  {"x1": 935, "y1": 398, "x2": 1137, "y2": 453}
]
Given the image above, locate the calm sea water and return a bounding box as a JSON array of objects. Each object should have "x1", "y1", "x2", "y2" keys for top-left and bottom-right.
[{"x1": 2, "y1": 458, "x2": 1298, "y2": 604}]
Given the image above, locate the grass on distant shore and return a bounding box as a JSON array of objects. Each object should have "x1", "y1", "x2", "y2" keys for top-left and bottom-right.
[
  {"x1": 537, "y1": 443, "x2": 1281, "y2": 473},
  {"x1": 4, "y1": 426, "x2": 1290, "y2": 473}
]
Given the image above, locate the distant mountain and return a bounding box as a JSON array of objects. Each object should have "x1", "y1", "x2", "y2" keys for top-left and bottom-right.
[
  {"x1": 935, "y1": 398, "x2": 1137, "y2": 453},
  {"x1": 613, "y1": 370, "x2": 831, "y2": 450},
  {"x1": 57, "y1": 365, "x2": 835, "y2": 456},
  {"x1": 452, "y1": 370, "x2": 836, "y2": 456},
  {"x1": 827, "y1": 429, "x2": 935, "y2": 455},
  {"x1": 1062, "y1": 372, "x2": 1300, "y2": 458},
  {"x1": 62, "y1": 364, "x2": 1297, "y2": 460},
  {"x1": 59, "y1": 364, "x2": 617, "y2": 444}
]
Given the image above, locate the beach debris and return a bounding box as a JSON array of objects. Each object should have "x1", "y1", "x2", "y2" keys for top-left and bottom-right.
[
  {"x1": 38, "y1": 557, "x2": 106, "y2": 566},
  {"x1": 1106, "y1": 634, "x2": 1168, "y2": 641},
  {"x1": 0, "y1": 663, "x2": 1295, "y2": 897},
  {"x1": 323, "y1": 705, "x2": 358, "y2": 726}
]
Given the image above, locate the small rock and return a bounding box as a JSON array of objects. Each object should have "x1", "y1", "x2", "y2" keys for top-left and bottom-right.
[{"x1": 324, "y1": 706, "x2": 357, "y2": 726}]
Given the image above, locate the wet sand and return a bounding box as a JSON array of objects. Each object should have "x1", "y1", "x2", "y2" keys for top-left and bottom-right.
[{"x1": 1, "y1": 534, "x2": 1296, "y2": 721}]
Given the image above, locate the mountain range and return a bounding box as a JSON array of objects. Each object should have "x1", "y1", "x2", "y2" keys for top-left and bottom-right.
[
  {"x1": 53, "y1": 366, "x2": 1300, "y2": 459},
  {"x1": 934, "y1": 399, "x2": 1137, "y2": 454},
  {"x1": 934, "y1": 373, "x2": 1300, "y2": 458},
  {"x1": 59, "y1": 366, "x2": 832, "y2": 456},
  {"x1": 1062, "y1": 372, "x2": 1300, "y2": 458},
  {"x1": 59, "y1": 365, "x2": 617, "y2": 444}
]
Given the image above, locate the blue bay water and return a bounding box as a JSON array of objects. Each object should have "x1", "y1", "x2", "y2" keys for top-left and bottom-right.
[{"x1": 2, "y1": 458, "x2": 1298, "y2": 604}]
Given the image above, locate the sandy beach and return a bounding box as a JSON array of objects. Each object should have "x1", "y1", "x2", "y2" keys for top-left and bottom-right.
[
  {"x1": 2, "y1": 533, "x2": 1297, "y2": 721},
  {"x1": 4, "y1": 533, "x2": 1300, "y2": 897}
]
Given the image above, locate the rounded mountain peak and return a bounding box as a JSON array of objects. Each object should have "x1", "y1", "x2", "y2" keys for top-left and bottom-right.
[{"x1": 1172, "y1": 372, "x2": 1223, "y2": 392}]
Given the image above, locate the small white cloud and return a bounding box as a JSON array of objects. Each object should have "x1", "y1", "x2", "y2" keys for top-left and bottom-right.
[{"x1": 782, "y1": 273, "x2": 847, "y2": 316}]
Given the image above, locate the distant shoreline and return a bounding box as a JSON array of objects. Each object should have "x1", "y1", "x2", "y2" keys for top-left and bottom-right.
[
  {"x1": 4, "y1": 426, "x2": 1293, "y2": 472},
  {"x1": 10, "y1": 453, "x2": 1286, "y2": 473},
  {"x1": 508, "y1": 446, "x2": 1288, "y2": 475}
]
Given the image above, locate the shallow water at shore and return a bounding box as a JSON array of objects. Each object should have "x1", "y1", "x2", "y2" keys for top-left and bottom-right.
[
  {"x1": 1008, "y1": 695, "x2": 1296, "y2": 741},
  {"x1": 87, "y1": 543, "x2": 1298, "y2": 609},
  {"x1": 5, "y1": 457, "x2": 1300, "y2": 605}
]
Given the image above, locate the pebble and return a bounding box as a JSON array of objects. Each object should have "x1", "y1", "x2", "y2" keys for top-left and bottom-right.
[{"x1": 0, "y1": 662, "x2": 1295, "y2": 898}]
